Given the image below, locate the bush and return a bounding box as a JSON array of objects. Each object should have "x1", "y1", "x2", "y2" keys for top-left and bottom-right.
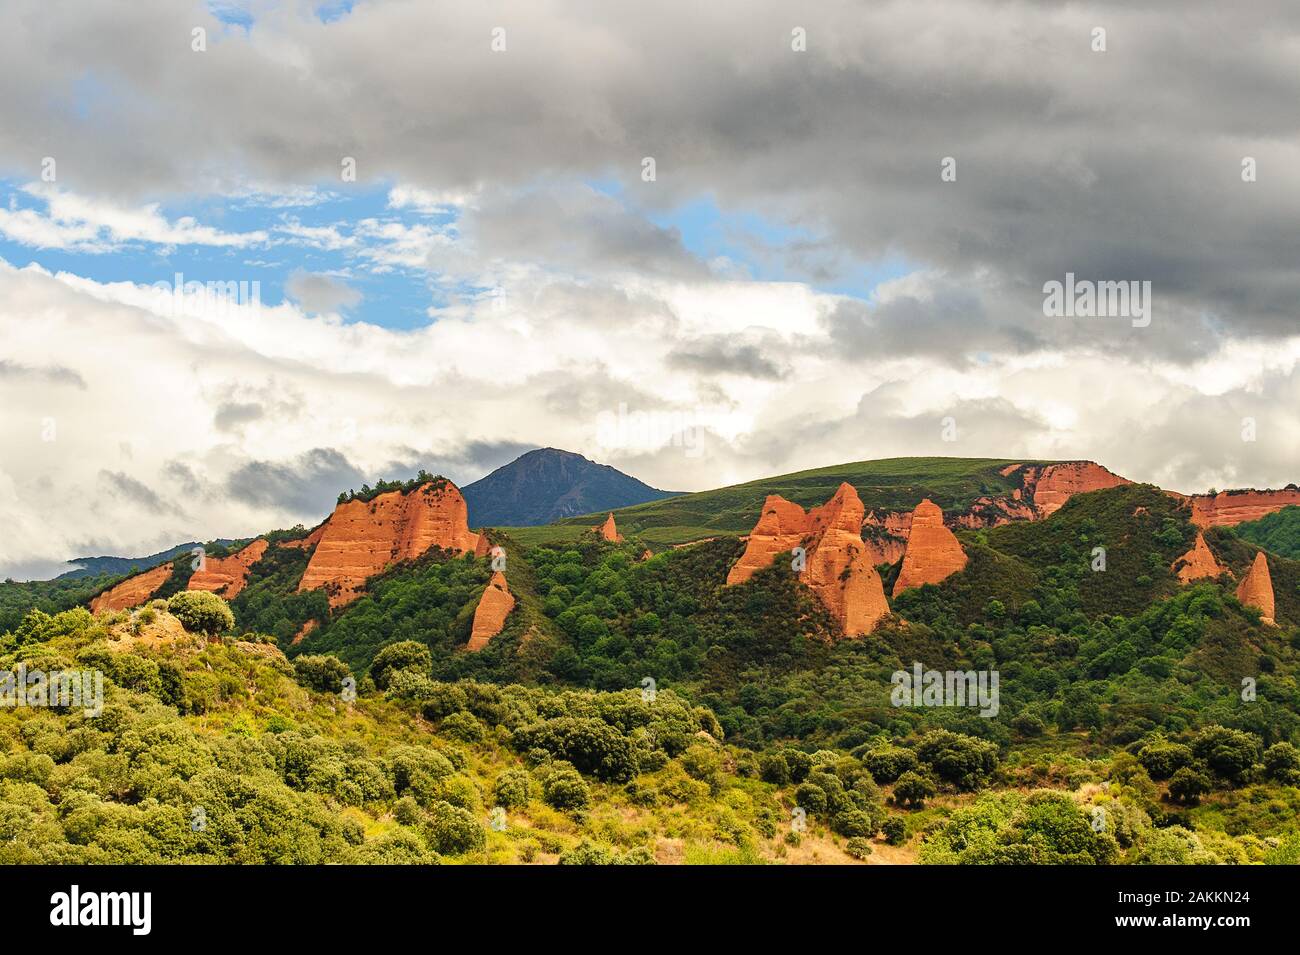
[
  {"x1": 1137, "y1": 740, "x2": 1193, "y2": 781},
  {"x1": 1263, "y1": 742, "x2": 1300, "y2": 785},
  {"x1": 441, "y1": 711, "x2": 486, "y2": 744},
  {"x1": 558, "y1": 841, "x2": 656, "y2": 865},
  {"x1": 892, "y1": 770, "x2": 936, "y2": 808},
  {"x1": 1167, "y1": 766, "x2": 1212, "y2": 805},
  {"x1": 293, "y1": 654, "x2": 352, "y2": 693},
  {"x1": 511, "y1": 717, "x2": 637, "y2": 782},
  {"x1": 914, "y1": 730, "x2": 998, "y2": 790},
  {"x1": 794, "y1": 782, "x2": 827, "y2": 816},
  {"x1": 1191, "y1": 726, "x2": 1261, "y2": 783},
  {"x1": 862, "y1": 745, "x2": 919, "y2": 783},
  {"x1": 758, "y1": 752, "x2": 790, "y2": 785},
  {"x1": 881, "y1": 817, "x2": 907, "y2": 846},
  {"x1": 166, "y1": 591, "x2": 234, "y2": 637},
  {"x1": 493, "y1": 769, "x2": 533, "y2": 810},
  {"x1": 542, "y1": 764, "x2": 591, "y2": 812},
  {"x1": 424, "y1": 800, "x2": 485, "y2": 855},
  {"x1": 845, "y1": 837, "x2": 873, "y2": 860},
  {"x1": 370, "y1": 641, "x2": 432, "y2": 690}
]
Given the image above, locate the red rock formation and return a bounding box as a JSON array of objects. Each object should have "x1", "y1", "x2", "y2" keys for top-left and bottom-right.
[
  {"x1": 802, "y1": 484, "x2": 890, "y2": 636},
  {"x1": 1020, "y1": 462, "x2": 1131, "y2": 517},
  {"x1": 187, "y1": 538, "x2": 268, "y2": 599},
  {"x1": 1171, "y1": 532, "x2": 1228, "y2": 583},
  {"x1": 892, "y1": 499, "x2": 968, "y2": 596},
  {"x1": 726, "y1": 496, "x2": 810, "y2": 586},
  {"x1": 955, "y1": 496, "x2": 1038, "y2": 528},
  {"x1": 467, "y1": 571, "x2": 515, "y2": 650},
  {"x1": 1236, "y1": 552, "x2": 1276, "y2": 625},
  {"x1": 474, "y1": 532, "x2": 492, "y2": 558},
  {"x1": 595, "y1": 513, "x2": 623, "y2": 542},
  {"x1": 90, "y1": 563, "x2": 173, "y2": 613},
  {"x1": 298, "y1": 481, "x2": 480, "y2": 608},
  {"x1": 727, "y1": 483, "x2": 889, "y2": 637},
  {"x1": 1189, "y1": 489, "x2": 1300, "y2": 528}
]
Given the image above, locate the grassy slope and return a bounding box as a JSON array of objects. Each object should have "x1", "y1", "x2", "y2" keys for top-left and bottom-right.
[{"x1": 499, "y1": 456, "x2": 1050, "y2": 548}]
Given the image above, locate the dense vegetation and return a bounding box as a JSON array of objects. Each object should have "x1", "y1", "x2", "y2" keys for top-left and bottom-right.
[
  {"x1": 1235, "y1": 505, "x2": 1300, "y2": 560},
  {"x1": 2, "y1": 479, "x2": 1299, "y2": 864}
]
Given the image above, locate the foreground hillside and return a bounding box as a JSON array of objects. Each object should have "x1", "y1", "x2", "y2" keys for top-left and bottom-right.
[{"x1": 3, "y1": 459, "x2": 1300, "y2": 864}]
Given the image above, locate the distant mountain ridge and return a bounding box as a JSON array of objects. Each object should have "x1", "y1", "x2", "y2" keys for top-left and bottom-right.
[
  {"x1": 462, "y1": 448, "x2": 678, "y2": 527},
  {"x1": 57, "y1": 541, "x2": 237, "y2": 580}
]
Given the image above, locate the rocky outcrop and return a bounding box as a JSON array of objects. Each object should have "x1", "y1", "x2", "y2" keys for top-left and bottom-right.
[
  {"x1": 474, "y1": 532, "x2": 493, "y2": 559},
  {"x1": 187, "y1": 538, "x2": 268, "y2": 599},
  {"x1": 596, "y1": 513, "x2": 623, "y2": 542},
  {"x1": 90, "y1": 563, "x2": 173, "y2": 613},
  {"x1": 298, "y1": 480, "x2": 480, "y2": 608},
  {"x1": 1016, "y1": 462, "x2": 1132, "y2": 517},
  {"x1": 892, "y1": 499, "x2": 968, "y2": 596},
  {"x1": 1236, "y1": 552, "x2": 1276, "y2": 625},
  {"x1": 728, "y1": 483, "x2": 889, "y2": 637},
  {"x1": 726, "y1": 496, "x2": 810, "y2": 586},
  {"x1": 954, "y1": 495, "x2": 1038, "y2": 528},
  {"x1": 467, "y1": 571, "x2": 515, "y2": 650},
  {"x1": 1189, "y1": 488, "x2": 1300, "y2": 528},
  {"x1": 1172, "y1": 532, "x2": 1228, "y2": 583}
]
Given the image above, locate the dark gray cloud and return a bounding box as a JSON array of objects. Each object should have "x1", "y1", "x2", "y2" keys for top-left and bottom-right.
[
  {"x1": 284, "y1": 270, "x2": 362, "y2": 314},
  {"x1": 1, "y1": 0, "x2": 1295, "y2": 360},
  {"x1": 0, "y1": 359, "x2": 86, "y2": 389},
  {"x1": 667, "y1": 334, "x2": 788, "y2": 379},
  {"x1": 213, "y1": 400, "x2": 265, "y2": 431},
  {"x1": 99, "y1": 469, "x2": 182, "y2": 515},
  {"x1": 225, "y1": 447, "x2": 367, "y2": 517}
]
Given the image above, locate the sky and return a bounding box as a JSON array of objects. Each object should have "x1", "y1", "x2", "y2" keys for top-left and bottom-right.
[{"x1": 1, "y1": 0, "x2": 1299, "y2": 579}]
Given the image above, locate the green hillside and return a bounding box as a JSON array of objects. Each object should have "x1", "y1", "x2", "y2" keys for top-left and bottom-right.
[
  {"x1": 1234, "y1": 505, "x2": 1300, "y2": 560},
  {"x1": 501, "y1": 456, "x2": 1048, "y2": 548},
  {"x1": 4, "y1": 468, "x2": 1300, "y2": 865}
]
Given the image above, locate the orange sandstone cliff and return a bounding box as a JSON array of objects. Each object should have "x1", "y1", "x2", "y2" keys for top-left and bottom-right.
[
  {"x1": 187, "y1": 538, "x2": 269, "y2": 599},
  {"x1": 299, "y1": 480, "x2": 480, "y2": 608},
  {"x1": 892, "y1": 499, "x2": 968, "y2": 596},
  {"x1": 1189, "y1": 488, "x2": 1300, "y2": 528},
  {"x1": 727, "y1": 483, "x2": 889, "y2": 637},
  {"x1": 467, "y1": 572, "x2": 515, "y2": 651},
  {"x1": 1236, "y1": 552, "x2": 1276, "y2": 626},
  {"x1": 596, "y1": 513, "x2": 623, "y2": 542},
  {"x1": 89, "y1": 563, "x2": 173, "y2": 613},
  {"x1": 1015, "y1": 462, "x2": 1132, "y2": 517},
  {"x1": 1171, "y1": 532, "x2": 1228, "y2": 583}
]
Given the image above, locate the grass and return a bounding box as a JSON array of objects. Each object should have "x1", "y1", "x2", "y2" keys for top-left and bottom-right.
[{"x1": 532, "y1": 456, "x2": 1059, "y2": 546}]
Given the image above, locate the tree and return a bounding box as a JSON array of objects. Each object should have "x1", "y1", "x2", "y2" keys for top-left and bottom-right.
[
  {"x1": 1191, "y1": 726, "x2": 1261, "y2": 783},
  {"x1": 369, "y1": 641, "x2": 432, "y2": 690},
  {"x1": 1263, "y1": 742, "x2": 1300, "y2": 785},
  {"x1": 1167, "y1": 766, "x2": 1212, "y2": 805},
  {"x1": 892, "y1": 770, "x2": 936, "y2": 808},
  {"x1": 915, "y1": 730, "x2": 998, "y2": 790},
  {"x1": 166, "y1": 591, "x2": 234, "y2": 637},
  {"x1": 1137, "y1": 740, "x2": 1193, "y2": 781},
  {"x1": 293, "y1": 654, "x2": 352, "y2": 693}
]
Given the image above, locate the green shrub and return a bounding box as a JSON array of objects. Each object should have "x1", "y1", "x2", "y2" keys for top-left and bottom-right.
[
  {"x1": 424, "y1": 800, "x2": 485, "y2": 855},
  {"x1": 166, "y1": 591, "x2": 234, "y2": 636},
  {"x1": 845, "y1": 837, "x2": 873, "y2": 860},
  {"x1": 293, "y1": 654, "x2": 352, "y2": 693}
]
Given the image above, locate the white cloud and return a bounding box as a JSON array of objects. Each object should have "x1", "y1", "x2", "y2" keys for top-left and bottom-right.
[
  {"x1": 0, "y1": 183, "x2": 269, "y2": 252},
  {"x1": 2, "y1": 253, "x2": 1298, "y2": 579}
]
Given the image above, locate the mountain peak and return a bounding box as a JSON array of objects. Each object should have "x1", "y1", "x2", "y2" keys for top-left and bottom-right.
[{"x1": 462, "y1": 448, "x2": 676, "y2": 527}]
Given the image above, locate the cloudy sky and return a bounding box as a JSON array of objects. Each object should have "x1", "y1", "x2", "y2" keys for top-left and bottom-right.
[{"x1": 2, "y1": 0, "x2": 1298, "y2": 579}]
